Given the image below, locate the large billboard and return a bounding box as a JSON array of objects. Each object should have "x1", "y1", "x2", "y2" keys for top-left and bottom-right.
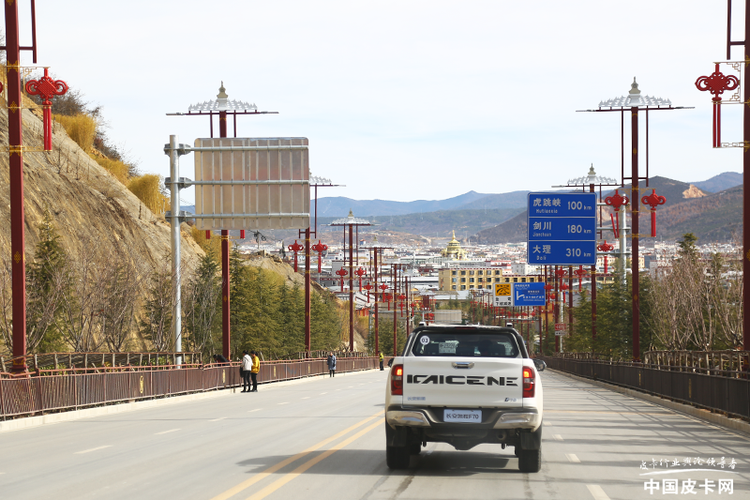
[{"x1": 194, "y1": 137, "x2": 310, "y2": 230}]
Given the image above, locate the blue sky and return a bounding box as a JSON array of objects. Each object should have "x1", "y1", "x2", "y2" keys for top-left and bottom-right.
[{"x1": 26, "y1": 1, "x2": 743, "y2": 203}]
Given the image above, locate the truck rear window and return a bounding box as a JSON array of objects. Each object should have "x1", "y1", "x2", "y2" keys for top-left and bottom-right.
[{"x1": 410, "y1": 331, "x2": 520, "y2": 358}]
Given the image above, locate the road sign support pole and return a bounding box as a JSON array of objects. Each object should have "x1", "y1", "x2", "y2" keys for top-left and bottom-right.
[
  {"x1": 168, "y1": 135, "x2": 182, "y2": 363},
  {"x1": 631, "y1": 105, "x2": 641, "y2": 361}
]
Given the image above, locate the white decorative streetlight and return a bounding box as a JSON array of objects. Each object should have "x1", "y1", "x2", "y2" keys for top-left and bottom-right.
[{"x1": 579, "y1": 78, "x2": 690, "y2": 361}]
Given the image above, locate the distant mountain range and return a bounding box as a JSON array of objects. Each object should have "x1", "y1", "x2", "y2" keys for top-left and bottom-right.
[
  {"x1": 314, "y1": 172, "x2": 741, "y2": 218},
  {"x1": 475, "y1": 174, "x2": 743, "y2": 244},
  {"x1": 179, "y1": 172, "x2": 743, "y2": 244},
  {"x1": 314, "y1": 190, "x2": 531, "y2": 217}
]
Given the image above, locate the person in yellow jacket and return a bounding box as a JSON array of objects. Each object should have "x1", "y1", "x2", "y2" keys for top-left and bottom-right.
[
  {"x1": 250, "y1": 351, "x2": 260, "y2": 392},
  {"x1": 379, "y1": 352, "x2": 384, "y2": 371}
]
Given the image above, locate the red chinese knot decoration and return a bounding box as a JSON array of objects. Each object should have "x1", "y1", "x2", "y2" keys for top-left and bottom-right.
[
  {"x1": 597, "y1": 240, "x2": 615, "y2": 274},
  {"x1": 25, "y1": 68, "x2": 68, "y2": 151},
  {"x1": 641, "y1": 189, "x2": 666, "y2": 237},
  {"x1": 695, "y1": 63, "x2": 740, "y2": 148},
  {"x1": 335, "y1": 268, "x2": 348, "y2": 292},
  {"x1": 311, "y1": 240, "x2": 328, "y2": 273},
  {"x1": 288, "y1": 240, "x2": 304, "y2": 272},
  {"x1": 605, "y1": 189, "x2": 630, "y2": 238},
  {"x1": 574, "y1": 266, "x2": 587, "y2": 291},
  {"x1": 355, "y1": 267, "x2": 367, "y2": 291}
]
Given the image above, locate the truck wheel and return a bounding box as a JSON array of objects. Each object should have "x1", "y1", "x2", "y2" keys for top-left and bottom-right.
[
  {"x1": 518, "y1": 446, "x2": 542, "y2": 473},
  {"x1": 409, "y1": 442, "x2": 422, "y2": 455},
  {"x1": 386, "y1": 445, "x2": 411, "y2": 469}
]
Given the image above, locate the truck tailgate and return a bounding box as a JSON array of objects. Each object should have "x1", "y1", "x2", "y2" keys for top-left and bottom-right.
[{"x1": 402, "y1": 356, "x2": 525, "y2": 408}]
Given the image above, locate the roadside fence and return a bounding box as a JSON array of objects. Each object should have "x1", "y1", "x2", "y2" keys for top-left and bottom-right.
[
  {"x1": 0, "y1": 355, "x2": 380, "y2": 420},
  {"x1": 542, "y1": 351, "x2": 750, "y2": 422}
]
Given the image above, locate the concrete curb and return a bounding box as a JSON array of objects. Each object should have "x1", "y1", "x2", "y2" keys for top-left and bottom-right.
[
  {"x1": 0, "y1": 368, "x2": 378, "y2": 434},
  {"x1": 551, "y1": 368, "x2": 750, "y2": 437}
]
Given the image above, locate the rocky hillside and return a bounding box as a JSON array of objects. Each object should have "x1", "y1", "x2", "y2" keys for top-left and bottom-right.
[{"x1": 0, "y1": 96, "x2": 205, "y2": 349}]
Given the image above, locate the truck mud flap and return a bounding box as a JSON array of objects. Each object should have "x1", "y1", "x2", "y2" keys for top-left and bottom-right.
[
  {"x1": 386, "y1": 423, "x2": 410, "y2": 447},
  {"x1": 518, "y1": 424, "x2": 542, "y2": 450}
]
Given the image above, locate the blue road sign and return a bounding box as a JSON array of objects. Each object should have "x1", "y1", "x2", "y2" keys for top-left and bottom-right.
[
  {"x1": 528, "y1": 217, "x2": 596, "y2": 241},
  {"x1": 528, "y1": 193, "x2": 596, "y2": 217},
  {"x1": 513, "y1": 282, "x2": 546, "y2": 306},
  {"x1": 528, "y1": 240, "x2": 597, "y2": 265},
  {"x1": 527, "y1": 192, "x2": 597, "y2": 266}
]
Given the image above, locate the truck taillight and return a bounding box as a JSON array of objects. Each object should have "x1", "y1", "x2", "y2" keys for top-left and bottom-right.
[
  {"x1": 522, "y1": 367, "x2": 535, "y2": 398},
  {"x1": 391, "y1": 364, "x2": 404, "y2": 396}
]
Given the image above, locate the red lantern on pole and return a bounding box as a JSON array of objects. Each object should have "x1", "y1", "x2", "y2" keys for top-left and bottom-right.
[
  {"x1": 335, "y1": 267, "x2": 348, "y2": 292},
  {"x1": 355, "y1": 267, "x2": 367, "y2": 291},
  {"x1": 641, "y1": 189, "x2": 666, "y2": 237},
  {"x1": 288, "y1": 240, "x2": 304, "y2": 272},
  {"x1": 574, "y1": 266, "x2": 587, "y2": 291},
  {"x1": 597, "y1": 240, "x2": 615, "y2": 274},
  {"x1": 605, "y1": 189, "x2": 630, "y2": 238},
  {"x1": 695, "y1": 63, "x2": 740, "y2": 147},
  {"x1": 363, "y1": 282, "x2": 373, "y2": 300},
  {"x1": 25, "y1": 68, "x2": 68, "y2": 151},
  {"x1": 311, "y1": 240, "x2": 328, "y2": 273}
]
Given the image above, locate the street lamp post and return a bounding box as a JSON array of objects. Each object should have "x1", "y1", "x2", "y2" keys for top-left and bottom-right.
[{"x1": 580, "y1": 79, "x2": 688, "y2": 361}]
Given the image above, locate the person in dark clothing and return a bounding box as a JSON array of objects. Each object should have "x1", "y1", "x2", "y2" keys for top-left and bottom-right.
[
  {"x1": 327, "y1": 352, "x2": 337, "y2": 377},
  {"x1": 214, "y1": 354, "x2": 229, "y2": 365}
]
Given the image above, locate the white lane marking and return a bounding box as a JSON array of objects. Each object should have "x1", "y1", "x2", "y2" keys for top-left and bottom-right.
[
  {"x1": 210, "y1": 417, "x2": 227, "y2": 422},
  {"x1": 553, "y1": 434, "x2": 564, "y2": 441},
  {"x1": 586, "y1": 484, "x2": 610, "y2": 500},
  {"x1": 319, "y1": 392, "x2": 328, "y2": 395},
  {"x1": 301, "y1": 396, "x2": 311, "y2": 400},
  {"x1": 278, "y1": 402, "x2": 289, "y2": 405},
  {"x1": 75, "y1": 445, "x2": 112, "y2": 455},
  {"x1": 155, "y1": 429, "x2": 181, "y2": 435},
  {"x1": 545, "y1": 421, "x2": 553, "y2": 426},
  {"x1": 248, "y1": 409, "x2": 262, "y2": 413},
  {"x1": 566, "y1": 453, "x2": 580, "y2": 463}
]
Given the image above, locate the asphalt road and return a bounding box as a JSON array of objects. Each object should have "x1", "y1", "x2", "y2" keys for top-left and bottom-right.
[{"x1": 1, "y1": 369, "x2": 749, "y2": 500}]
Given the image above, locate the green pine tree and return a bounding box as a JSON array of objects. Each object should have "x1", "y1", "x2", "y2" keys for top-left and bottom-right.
[{"x1": 27, "y1": 208, "x2": 69, "y2": 353}]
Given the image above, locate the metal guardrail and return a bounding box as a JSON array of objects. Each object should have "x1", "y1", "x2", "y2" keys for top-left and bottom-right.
[
  {"x1": 542, "y1": 356, "x2": 750, "y2": 422},
  {"x1": 0, "y1": 352, "x2": 204, "y2": 373},
  {"x1": 0, "y1": 356, "x2": 380, "y2": 419}
]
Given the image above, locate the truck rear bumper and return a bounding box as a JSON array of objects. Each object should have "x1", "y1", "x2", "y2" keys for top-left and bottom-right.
[{"x1": 386, "y1": 406, "x2": 541, "y2": 430}]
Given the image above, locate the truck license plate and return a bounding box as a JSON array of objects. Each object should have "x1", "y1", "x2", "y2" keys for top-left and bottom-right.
[{"x1": 444, "y1": 409, "x2": 482, "y2": 423}]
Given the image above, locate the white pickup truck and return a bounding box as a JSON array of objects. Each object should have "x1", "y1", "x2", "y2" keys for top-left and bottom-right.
[{"x1": 384, "y1": 325, "x2": 544, "y2": 472}]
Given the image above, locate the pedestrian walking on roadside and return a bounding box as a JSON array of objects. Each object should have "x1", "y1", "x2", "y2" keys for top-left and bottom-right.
[
  {"x1": 250, "y1": 351, "x2": 260, "y2": 392},
  {"x1": 241, "y1": 351, "x2": 252, "y2": 393},
  {"x1": 327, "y1": 352, "x2": 337, "y2": 377},
  {"x1": 379, "y1": 352, "x2": 384, "y2": 371}
]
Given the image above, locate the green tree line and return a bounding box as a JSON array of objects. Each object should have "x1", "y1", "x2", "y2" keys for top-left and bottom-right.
[
  {"x1": 564, "y1": 233, "x2": 743, "y2": 359},
  {"x1": 0, "y1": 215, "x2": 345, "y2": 360}
]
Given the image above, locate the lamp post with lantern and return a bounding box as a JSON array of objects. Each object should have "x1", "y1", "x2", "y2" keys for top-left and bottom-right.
[{"x1": 579, "y1": 79, "x2": 688, "y2": 361}]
